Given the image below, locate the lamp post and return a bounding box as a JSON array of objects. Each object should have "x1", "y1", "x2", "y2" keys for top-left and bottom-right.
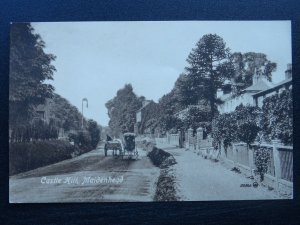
[{"x1": 81, "y1": 98, "x2": 88, "y2": 129}]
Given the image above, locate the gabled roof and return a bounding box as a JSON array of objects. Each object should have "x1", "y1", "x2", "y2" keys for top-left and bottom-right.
[
  {"x1": 252, "y1": 77, "x2": 292, "y2": 97},
  {"x1": 244, "y1": 79, "x2": 273, "y2": 92}
]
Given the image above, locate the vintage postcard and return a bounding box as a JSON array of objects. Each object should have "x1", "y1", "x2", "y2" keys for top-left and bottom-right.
[{"x1": 9, "y1": 21, "x2": 292, "y2": 202}]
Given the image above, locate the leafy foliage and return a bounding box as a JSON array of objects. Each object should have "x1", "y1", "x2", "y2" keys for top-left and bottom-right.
[
  {"x1": 212, "y1": 113, "x2": 238, "y2": 150},
  {"x1": 231, "y1": 52, "x2": 276, "y2": 93},
  {"x1": 237, "y1": 122, "x2": 260, "y2": 146},
  {"x1": 9, "y1": 140, "x2": 79, "y2": 175},
  {"x1": 9, "y1": 23, "x2": 56, "y2": 128},
  {"x1": 157, "y1": 114, "x2": 183, "y2": 135},
  {"x1": 254, "y1": 147, "x2": 271, "y2": 181},
  {"x1": 87, "y1": 119, "x2": 101, "y2": 148},
  {"x1": 212, "y1": 105, "x2": 261, "y2": 149},
  {"x1": 68, "y1": 130, "x2": 92, "y2": 150},
  {"x1": 180, "y1": 106, "x2": 212, "y2": 130},
  {"x1": 105, "y1": 84, "x2": 142, "y2": 137},
  {"x1": 10, "y1": 119, "x2": 59, "y2": 142},
  {"x1": 49, "y1": 94, "x2": 84, "y2": 131},
  {"x1": 261, "y1": 89, "x2": 293, "y2": 145},
  {"x1": 182, "y1": 34, "x2": 235, "y2": 117}
]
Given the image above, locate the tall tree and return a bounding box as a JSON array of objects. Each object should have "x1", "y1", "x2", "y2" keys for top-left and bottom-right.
[
  {"x1": 105, "y1": 84, "x2": 142, "y2": 137},
  {"x1": 183, "y1": 34, "x2": 235, "y2": 118},
  {"x1": 231, "y1": 52, "x2": 277, "y2": 93},
  {"x1": 9, "y1": 23, "x2": 56, "y2": 128}
]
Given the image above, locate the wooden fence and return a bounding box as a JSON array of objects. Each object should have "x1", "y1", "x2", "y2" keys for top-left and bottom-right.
[
  {"x1": 220, "y1": 141, "x2": 293, "y2": 195},
  {"x1": 278, "y1": 146, "x2": 293, "y2": 182}
]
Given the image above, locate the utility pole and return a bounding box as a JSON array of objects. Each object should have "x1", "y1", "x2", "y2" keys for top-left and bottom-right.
[{"x1": 81, "y1": 98, "x2": 88, "y2": 129}]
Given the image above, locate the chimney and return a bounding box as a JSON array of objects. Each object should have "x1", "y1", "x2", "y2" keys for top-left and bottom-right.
[
  {"x1": 142, "y1": 100, "x2": 150, "y2": 107},
  {"x1": 252, "y1": 68, "x2": 260, "y2": 85},
  {"x1": 285, "y1": 63, "x2": 292, "y2": 79}
]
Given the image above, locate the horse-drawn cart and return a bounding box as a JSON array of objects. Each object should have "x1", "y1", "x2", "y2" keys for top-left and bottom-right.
[{"x1": 104, "y1": 133, "x2": 138, "y2": 159}]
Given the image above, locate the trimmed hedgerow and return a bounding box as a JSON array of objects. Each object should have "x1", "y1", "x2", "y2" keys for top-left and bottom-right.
[{"x1": 9, "y1": 140, "x2": 79, "y2": 175}]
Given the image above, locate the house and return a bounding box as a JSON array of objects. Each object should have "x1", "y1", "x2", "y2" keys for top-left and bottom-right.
[
  {"x1": 134, "y1": 100, "x2": 157, "y2": 134},
  {"x1": 217, "y1": 64, "x2": 292, "y2": 113},
  {"x1": 136, "y1": 100, "x2": 152, "y2": 123},
  {"x1": 253, "y1": 64, "x2": 292, "y2": 107},
  {"x1": 33, "y1": 98, "x2": 52, "y2": 123}
]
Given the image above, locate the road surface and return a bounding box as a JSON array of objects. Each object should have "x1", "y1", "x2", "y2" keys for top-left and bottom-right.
[{"x1": 9, "y1": 146, "x2": 160, "y2": 203}]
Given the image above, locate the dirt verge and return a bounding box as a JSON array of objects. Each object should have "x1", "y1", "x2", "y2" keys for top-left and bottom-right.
[
  {"x1": 139, "y1": 140, "x2": 179, "y2": 201},
  {"x1": 147, "y1": 147, "x2": 176, "y2": 169}
]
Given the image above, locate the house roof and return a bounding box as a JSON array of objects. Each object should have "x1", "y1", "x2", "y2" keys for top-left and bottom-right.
[
  {"x1": 244, "y1": 79, "x2": 273, "y2": 92},
  {"x1": 252, "y1": 77, "x2": 292, "y2": 97}
]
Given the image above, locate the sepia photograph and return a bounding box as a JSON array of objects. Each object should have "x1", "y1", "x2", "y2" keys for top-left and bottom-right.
[{"x1": 9, "y1": 21, "x2": 293, "y2": 202}]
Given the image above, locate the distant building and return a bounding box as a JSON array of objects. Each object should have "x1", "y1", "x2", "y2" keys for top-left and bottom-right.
[
  {"x1": 136, "y1": 100, "x2": 151, "y2": 123},
  {"x1": 217, "y1": 64, "x2": 292, "y2": 113},
  {"x1": 33, "y1": 98, "x2": 52, "y2": 124},
  {"x1": 135, "y1": 100, "x2": 157, "y2": 134}
]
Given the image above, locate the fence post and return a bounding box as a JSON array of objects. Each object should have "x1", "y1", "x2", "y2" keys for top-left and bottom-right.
[
  {"x1": 187, "y1": 128, "x2": 193, "y2": 150},
  {"x1": 232, "y1": 143, "x2": 237, "y2": 167},
  {"x1": 272, "y1": 139, "x2": 282, "y2": 191},
  {"x1": 248, "y1": 146, "x2": 255, "y2": 177},
  {"x1": 196, "y1": 127, "x2": 203, "y2": 151}
]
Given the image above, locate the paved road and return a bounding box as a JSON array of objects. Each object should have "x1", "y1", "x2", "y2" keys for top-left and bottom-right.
[{"x1": 9, "y1": 146, "x2": 160, "y2": 203}]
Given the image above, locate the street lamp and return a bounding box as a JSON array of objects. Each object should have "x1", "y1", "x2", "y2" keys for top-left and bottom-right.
[{"x1": 81, "y1": 98, "x2": 88, "y2": 129}]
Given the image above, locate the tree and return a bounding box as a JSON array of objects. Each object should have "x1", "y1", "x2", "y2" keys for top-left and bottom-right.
[
  {"x1": 174, "y1": 73, "x2": 202, "y2": 106},
  {"x1": 181, "y1": 106, "x2": 212, "y2": 130},
  {"x1": 105, "y1": 84, "x2": 142, "y2": 137},
  {"x1": 212, "y1": 113, "x2": 238, "y2": 151},
  {"x1": 183, "y1": 34, "x2": 235, "y2": 118},
  {"x1": 212, "y1": 105, "x2": 261, "y2": 152},
  {"x1": 87, "y1": 119, "x2": 101, "y2": 149},
  {"x1": 231, "y1": 52, "x2": 277, "y2": 93},
  {"x1": 9, "y1": 23, "x2": 56, "y2": 128},
  {"x1": 237, "y1": 122, "x2": 260, "y2": 149},
  {"x1": 49, "y1": 94, "x2": 84, "y2": 131}
]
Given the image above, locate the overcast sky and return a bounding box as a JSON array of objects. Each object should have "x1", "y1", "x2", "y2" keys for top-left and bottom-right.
[{"x1": 32, "y1": 21, "x2": 291, "y2": 126}]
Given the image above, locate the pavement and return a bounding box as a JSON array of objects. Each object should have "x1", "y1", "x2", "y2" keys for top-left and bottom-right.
[{"x1": 157, "y1": 143, "x2": 281, "y2": 201}]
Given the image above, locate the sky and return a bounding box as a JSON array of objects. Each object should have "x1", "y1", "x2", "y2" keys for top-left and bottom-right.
[{"x1": 32, "y1": 21, "x2": 291, "y2": 126}]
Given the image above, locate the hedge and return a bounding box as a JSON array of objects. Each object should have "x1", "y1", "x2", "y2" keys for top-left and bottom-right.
[{"x1": 9, "y1": 140, "x2": 80, "y2": 175}]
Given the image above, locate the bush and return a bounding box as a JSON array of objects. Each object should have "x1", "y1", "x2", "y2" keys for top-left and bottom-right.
[
  {"x1": 212, "y1": 105, "x2": 261, "y2": 150},
  {"x1": 181, "y1": 106, "x2": 212, "y2": 130},
  {"x1": 68, "y1": 130, "x2": 93, "y2": 152},
  {"x1": 9, "y1": 140, "x2": 79, "y2": 175},
  {"x1": 212, "y1": 113, "x2": 238, "y2": 150},
  {"x1": 147, "y1": 147, "x2": 176, "y2": 168},
  {"x1": 237, "y1": 122, "x2": 260, "y2": 147},
  {"x1": 261, "y1": 89, "x2": 292, "y2": 145},
  {"x1": 87, "y1": 119, "x2": 101, "y2": 149},
  {"x1": 254, "y1": 147, "x2": 271, "y2": 181}
]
